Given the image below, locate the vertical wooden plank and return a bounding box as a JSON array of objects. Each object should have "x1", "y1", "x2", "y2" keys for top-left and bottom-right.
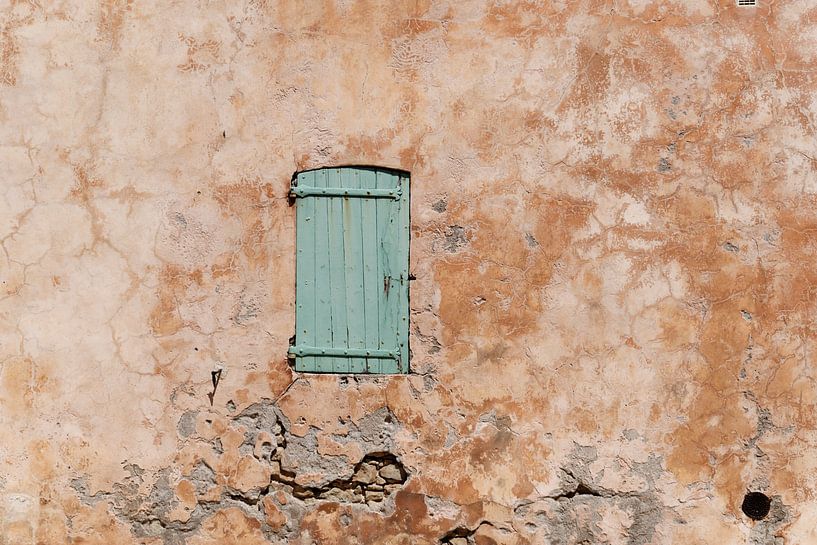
[
  {"x1": 295, "y1": 170, "x2": 316, "y2": 372},
  {"x1": 313, "y1": 169, "x2": 333, "y2": 372},
  {"x1": 377, "y1": 170, "x2": 398, "y2": 374},
  {"x1": 327, "y1": 168, "x2": 349, "y2": 373},
  {"x1": 360, "y1": 169, "x2": 380, "y2": 374},
  {"x1": 344, "y1": 169, "x2": 367, "y2": 373},
  {"x1": 397, "y1": 173, "x2": 410, "y2": 372}
]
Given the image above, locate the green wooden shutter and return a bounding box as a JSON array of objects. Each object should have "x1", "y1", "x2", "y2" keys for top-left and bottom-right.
[{"x1": 289, "y1": 167, "x2": 409, "y2": 373}]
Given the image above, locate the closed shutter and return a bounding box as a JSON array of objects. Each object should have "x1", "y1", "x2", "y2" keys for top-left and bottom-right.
[{"x1": 289, "y1": 167, "x2": 410, "y2": 373}]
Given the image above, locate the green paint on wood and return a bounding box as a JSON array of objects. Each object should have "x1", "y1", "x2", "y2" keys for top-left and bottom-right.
[{"x1": 290, "y1": 166, "x2": 410, "y2": 374}]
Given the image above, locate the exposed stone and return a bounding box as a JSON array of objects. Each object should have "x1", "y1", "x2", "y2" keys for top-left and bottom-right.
[
  {"x1": 378, "y1": 464, "x2": 403, "y2": 482},
  {"x1": 176, "y1": 411, "x2": 198, "y2": 439},
  {"x1": 262, "y1": 497, "x2": 287, "y2": 530},
  {"x1": 353, "y1": 462, "x2": 378, "y2": 485},
  {"x1": 443, "y1": 225, "x2": 468, "y2": 252},
  {"x1": 440, "y1": 527, "x2": 476, "y2": 545},
  {"x1": 322, "y1": 488, "x2": 364, "y2": 503},
  {"x1": 234, "y1": 401, "x2": 280, "y2": 450},
  {"x1": 187, "y1": 461, "x2": 217, "y2": 495},
  {"x1": 365, "y1": 490, "x2": 384, "y2": 502}
]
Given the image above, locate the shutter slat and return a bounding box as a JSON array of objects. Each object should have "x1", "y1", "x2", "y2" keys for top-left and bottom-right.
[
  {"x1": 313, "y1": 169, "x2": 333, "y2": 372},
  {"x1": 344, "y1": 169, "x2": 367, "y2": 373},
  {"x1": 376, "y1": 170, "x2": 396, "y2": 374},
  {"x1": 328, "y1": 168, "x2": 349, "y2": 373},
  {"x1": 360, "y1": 169, "x2": 380, "y2": 373},
  {"x1": 295, "y1": 170, "x2": 316, "y2": 371}
]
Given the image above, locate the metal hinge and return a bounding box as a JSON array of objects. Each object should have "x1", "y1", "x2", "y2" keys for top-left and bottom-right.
[
  {"x1": 289, "y1": 187, "x2": 401, "y2": 199},
  {"x1": 288, "y1": 346, "x2": 398, "y2": 359}
]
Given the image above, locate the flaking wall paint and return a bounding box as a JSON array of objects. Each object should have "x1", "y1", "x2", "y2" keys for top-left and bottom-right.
[{"x1": 1, "y1": 1, "x2": 816, "y2": 543}]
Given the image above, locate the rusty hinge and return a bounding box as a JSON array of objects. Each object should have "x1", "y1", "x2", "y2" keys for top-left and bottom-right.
[
  {"x1": 288, "y1": 346, "x2": 398, "y2": 359},
  {"x1": 289, "y1": 187, "x2": 401, "y2": 199}
]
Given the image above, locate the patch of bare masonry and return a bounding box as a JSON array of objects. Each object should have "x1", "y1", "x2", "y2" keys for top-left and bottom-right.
[
  {"x1": 510, "y1": 445, "x2": 666, "y2": 545},
  {"x1": 72, "y1": 400, "x2": 409, "y2": 544},
  {"x1": 73, "y1": 411, "x2": 677, "y2": 545}
]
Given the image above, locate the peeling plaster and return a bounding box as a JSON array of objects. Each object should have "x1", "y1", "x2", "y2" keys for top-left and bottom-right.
[{"x1": 2, "y1": 0, "x2": 816, "y2": 543}]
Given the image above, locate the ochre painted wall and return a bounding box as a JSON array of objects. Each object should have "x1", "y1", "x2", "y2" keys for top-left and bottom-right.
[{"x1": 2, "y1": 1, "x2": 816, "y2": 543}]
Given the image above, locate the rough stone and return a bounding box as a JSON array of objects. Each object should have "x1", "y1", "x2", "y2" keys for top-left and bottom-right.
[
  {"x1": 378, "y1": 464, "x2": 403, "y2": 482},
  {"x1": 365, "y1": 490, "x2": 385, "y2": 502},
  {"x1": 187, "y1": 461, "x2": 217, "y2": 495},
  {"x1": 262, "y1": 497, "x2": 287, "y2": 531},
  {"x1": 353, "y1": 463, "x2": 378, "y2": 485},
  {"x1": 432, "y1": 199, "x2": 448, "y2": 213},
  {"x1": 176, "y1": 411, "x2": 198, "y2": 439},
  {"x1": 443, "y1": 225, "x2": 468, "y2": 252}
]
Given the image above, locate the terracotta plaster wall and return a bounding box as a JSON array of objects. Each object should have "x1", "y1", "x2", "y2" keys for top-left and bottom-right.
[{"x1": 2, "y1": 0, "x2": 817, "y2": 543}]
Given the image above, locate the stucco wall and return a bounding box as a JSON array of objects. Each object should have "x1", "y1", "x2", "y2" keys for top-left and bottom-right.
[{"x1": 2, "y1": 0, "x2": 817, "y2": 543}]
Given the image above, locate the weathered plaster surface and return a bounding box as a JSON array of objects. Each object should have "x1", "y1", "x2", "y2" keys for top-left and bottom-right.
[{"x1": 2, "y1": 0, "x2": 817, "y2": 543}]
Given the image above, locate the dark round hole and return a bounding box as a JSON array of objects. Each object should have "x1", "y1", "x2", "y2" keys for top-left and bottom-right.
[{"x1": 742, "y1": 492, "x2": 771, "y2": 520}]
